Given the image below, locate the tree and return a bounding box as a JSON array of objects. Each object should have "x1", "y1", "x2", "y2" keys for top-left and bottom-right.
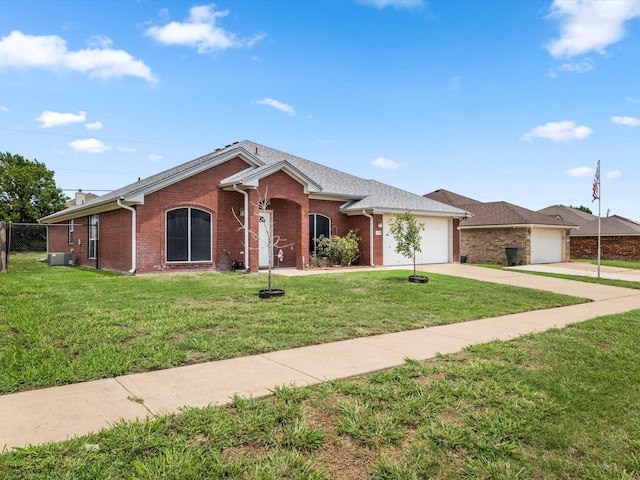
[
  {"x1": 387, "y1": 212, "x2": 425, "y2": 277},
  {"x1": 0, "y1": 152, "x2": 67, "y2": 223},
  {"x1": 233, "y1": 187, "x2": 293, "y2": 297},
  {"x1": 570, "y1": 205, "x2": 592, "y2": 215}
]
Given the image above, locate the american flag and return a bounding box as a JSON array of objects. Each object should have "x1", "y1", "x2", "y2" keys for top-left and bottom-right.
[{"x1": 592, "y1": 160, "x2": 600, "y2": 202}]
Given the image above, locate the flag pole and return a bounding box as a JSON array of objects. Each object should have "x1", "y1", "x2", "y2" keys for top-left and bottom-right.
[
  {"x1": 597, "y1": 191, "x2": 601, "y2": 279},
  {"x1": 594, "y1": 160, "x2": 601, "y2": 278}
]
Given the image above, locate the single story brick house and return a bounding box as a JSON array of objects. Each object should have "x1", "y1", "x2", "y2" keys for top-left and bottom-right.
[
  {"x1": 40, "y1": 141, "x2": 470, "y2": 274},
  {"x1": 425, "y1": 189, "x2": 575, "y2": 265},
  {"x1": 538, "y1": 205, "x2": 640, "y2": 260}
]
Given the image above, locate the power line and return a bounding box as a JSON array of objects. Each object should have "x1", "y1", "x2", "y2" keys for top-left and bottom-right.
[
  {"x1": 61, "y1": 188, "x2": 112, "y2": 192},
  {"x1": 0, "y1": 126, "x2": 204, "y2": 148}
]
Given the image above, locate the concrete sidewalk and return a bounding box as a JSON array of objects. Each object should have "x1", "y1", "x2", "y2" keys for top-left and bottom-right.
[{"x1": 3, "y1": 264, "x2": 640, "y2": 451}]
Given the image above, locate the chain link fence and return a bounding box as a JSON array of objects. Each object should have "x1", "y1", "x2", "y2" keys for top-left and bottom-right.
[{"x1": 1, "y1": 223, "x2": 87, "y2": 274}]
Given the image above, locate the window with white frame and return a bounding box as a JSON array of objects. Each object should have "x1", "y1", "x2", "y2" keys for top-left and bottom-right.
[
  {"x1": 309, "y1": 214, "x2": 331, "y2": 254},
  {"x1": 68, "y1": 219, "x2": 74, "y2": 245},
  {"x1": 166, "y1": 208, "x2": 212, "y2": 262},
  {"x1": 88, "y1": 214, "x2": 98, "y2": 259}
]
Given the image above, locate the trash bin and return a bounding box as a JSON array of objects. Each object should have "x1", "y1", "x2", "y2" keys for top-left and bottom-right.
[
  {"x1": 505, "y1": 247, "x2": 523, "y2": 266},
  {"x1": 460, "y1": 255, "x2": 467, "y2": 264}
]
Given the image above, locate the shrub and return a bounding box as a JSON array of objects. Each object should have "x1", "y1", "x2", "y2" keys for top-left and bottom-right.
[{"x1": 311, "y1": 229, "x2": 361, "y2": 267}]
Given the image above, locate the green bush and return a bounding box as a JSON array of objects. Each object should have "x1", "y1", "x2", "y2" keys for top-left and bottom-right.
[{"x1": 311, "y1": 229, "x2": 361, "y2": 267}]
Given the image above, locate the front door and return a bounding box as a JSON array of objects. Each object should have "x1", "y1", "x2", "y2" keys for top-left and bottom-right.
[{"x1": 259, "y1": 211, "x2": 273, "y2": 268}]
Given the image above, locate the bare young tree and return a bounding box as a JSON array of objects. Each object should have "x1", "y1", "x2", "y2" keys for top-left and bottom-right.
[{"x1": 233, "y1": 187, "x2": 294, "y2": 294}]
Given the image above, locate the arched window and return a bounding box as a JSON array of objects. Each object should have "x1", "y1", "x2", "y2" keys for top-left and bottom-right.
[
  {"x1": 166, "y1": 208, "x2": 212, "y2": 262},
  {"x1": 309, "y1": 214, "x2": 330, "y2": 253}
]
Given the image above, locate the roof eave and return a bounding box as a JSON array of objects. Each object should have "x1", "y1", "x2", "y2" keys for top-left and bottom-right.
[
  {"x1": 340, "y1": 206, "x2": 471, "y2": 217},
  {"x1": 460, "y1": 223, "x2": 576, "y2": 229}
]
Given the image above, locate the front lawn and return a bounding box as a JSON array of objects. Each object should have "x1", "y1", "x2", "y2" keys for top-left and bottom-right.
[
  {"x1": 0, "y1": 261, "x2": 588, "y2": 394},
  {"x1": 1, "y1": 312, "x2": 638, "y2": 478}
]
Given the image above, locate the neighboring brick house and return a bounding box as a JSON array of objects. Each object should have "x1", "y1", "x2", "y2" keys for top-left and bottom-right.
[
  {"x1": 538, "y1": 205, "x2": 640, "y2": 260},
  {"x1": 40, "y1": 141, "x2": 469, "y2": 274},
  {"x1": 425, "y1": 189, "x2": 575, "y2": 265}
]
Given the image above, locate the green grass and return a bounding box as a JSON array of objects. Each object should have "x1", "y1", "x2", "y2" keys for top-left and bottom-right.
[
  {"x1": 0, "y1": 258, "x2": 588, "y2": 394},
  {"x1": 521, "y1": 270, "x2": 640, "y2": 291},
  {"x1": 574, "y1": 258, "x2": 640, "y2": 270},
  {"x1": 2, "y1": 312, "x2": 639, "y2": 479}
]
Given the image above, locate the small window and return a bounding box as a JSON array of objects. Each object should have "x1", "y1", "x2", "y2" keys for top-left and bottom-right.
[
  {"x1": 68, "y1": 219, "x2": 74, "y2": 245},
  {"x1": 309, "y1": 214, "x2": 331, "y2": 254},
  {"x1": 166, "y1": 208, "x2": 212, "y2": 262},
  {"x1": 88, "y1": 214, "x2": 98, "y2": 259}
]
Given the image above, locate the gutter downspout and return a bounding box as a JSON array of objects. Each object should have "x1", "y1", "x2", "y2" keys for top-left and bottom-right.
[
  {"x1": 362, "y1": 210, "x2": 375, "y2": 267},
  {"x1": 117, "y1": 198, "x2": 136, "y2": 274},
  {"x1": 232, "y1": 184, "x2": 249, "y2": 271}
]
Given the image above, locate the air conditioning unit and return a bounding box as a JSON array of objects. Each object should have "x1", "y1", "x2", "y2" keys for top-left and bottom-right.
[{"x1": 47, "y1": 253, "x2": 74, "y2": 266}]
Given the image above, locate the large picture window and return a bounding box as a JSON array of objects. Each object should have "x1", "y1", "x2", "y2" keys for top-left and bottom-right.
[
  {"x1": 309, "y1": 214, "x2": 330, "y2": 254},
  {"x1": 166, "y1": 208, "x2": 212, "y2": 262}
]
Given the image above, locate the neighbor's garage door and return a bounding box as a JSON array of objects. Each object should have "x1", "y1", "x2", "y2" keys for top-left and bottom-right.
[
  {"x1": 531, "y1": 228, "x2": 563, "y2": 264},
  {"x1": 383, "y1": 216, "x2": 450, "y2": 266}
]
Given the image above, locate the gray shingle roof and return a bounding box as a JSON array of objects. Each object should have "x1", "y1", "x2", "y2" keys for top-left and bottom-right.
[
  {"x1": 539, "y1": 205, "x2": 640, "y2": 236},
  {"x1": 459, "y1": 201, "x2": 574, "y2": 228},
  {"x1": 424, "y1": 189, "x2": 482, "y2": 207},
  {"x1": 41, "y1": 140, "x2": 470, "y2": 222}
]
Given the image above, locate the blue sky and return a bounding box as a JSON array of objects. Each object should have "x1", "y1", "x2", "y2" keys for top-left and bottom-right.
[{"x1": 1, "y1": 0, "x2": 639, "y2": 219}]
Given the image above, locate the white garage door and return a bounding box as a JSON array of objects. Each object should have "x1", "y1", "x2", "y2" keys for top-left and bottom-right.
[
  {"x1": 383, "y1": 216, "x2": 451, "y2": 266},
  {"x1": 531, "y1": 229, "x2": 563, "y2": 264}
]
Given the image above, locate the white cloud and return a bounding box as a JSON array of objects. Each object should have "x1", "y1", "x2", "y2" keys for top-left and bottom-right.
[
  {"x1": 255, "y1": 98, "x2": 296, "y2": 116},
  {"x1": 118, "y1": 146, "x2": 136, "y2": 153},
  {"x1": 607, "y1": 170, "x2": 622, "y2": 179},
  {"x1": 0, "y1": 105, "x2": 8, "y2": 112},
  {"x1": 149, "y1": 154, "x2": 163, "y2": 162},
  {"x1": 85, "y1": 121, "x2": 103, "y2": 130},
  {"x1": 36, "y1": 110, "x2": 86, "y2": 128},
  {"x1": 522, "y1": 120, "x2": 593, "y2": 142},
  {"x1": 546, "y1": 0, "x2": 640, "y2": 58},
  {"x1": 611, "y1": 115, "x2": 640, "y2": 127},
  {"x1": 372, "y1": 157, "x2": 404, "y2": 169},
  {"x1": 87, "y1": 35, "x2": 113, "y2": 49},
  {"x1": 557, "y1": 58, "x2": 594, "y2": 73},
  {"x1": 68, "y1": 138, "x2": 111, "y2": 153},
  {"x1": 567, "y1": 166, "x2": 594, "y2": 177},
  {"x1": 355, "y1": 0, "x2": 424, "y2": 9},
  {"x1": 0, "y1": 30, "x2": 155, "y2": 82},
  {"x1": 145, "y1": 4, "x2": 265, "y2": 53}
]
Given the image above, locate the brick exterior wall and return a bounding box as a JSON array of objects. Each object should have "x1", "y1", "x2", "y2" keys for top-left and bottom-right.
[
  {"x1": 571, "y1": 235, "x2": 640, "y2": 260},
  {"x1": 136, "y1": 157, "x2": 249, "y2": 273},
  {"x1": 47, "y1": 221, "x2": 74, "y2": 255},
  {"x1": 460, "y1": 227, "x2": 530, "y2": 265},
  {"x1": 96, "y1": 209, "x2": 132, "y2": 272},
  {"x1": 345, "y1": 214, "x2": 384, "y2": 267},
  {"x1": 452, "y1": 218, "x2": 460, "y2": 262},
  {"x1": 47, "y1": 216, "x2": 96, "y2": 268},
  {"x1": 246, "y1": 170, "x2": 310, "y2": 271}
]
